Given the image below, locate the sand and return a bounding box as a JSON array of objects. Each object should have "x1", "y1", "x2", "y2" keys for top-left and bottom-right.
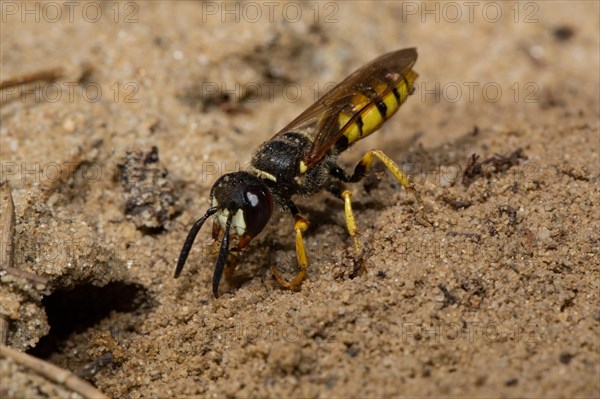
[{"x1": 1, "y1": 1, "x2": 599, "y2": 398}]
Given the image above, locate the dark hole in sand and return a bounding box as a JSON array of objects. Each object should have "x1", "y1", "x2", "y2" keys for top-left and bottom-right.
[{"x1": 28, "y1": 282, "x2": 149, "y2": 359}]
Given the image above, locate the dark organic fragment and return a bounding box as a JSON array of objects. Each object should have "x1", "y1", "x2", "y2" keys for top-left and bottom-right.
[
  {"x1": 117, "y1": 146, "x2": 180, "y2": 232},
  {"x1": 462, "y1": 149, "x2": 528, "y2": 187}
]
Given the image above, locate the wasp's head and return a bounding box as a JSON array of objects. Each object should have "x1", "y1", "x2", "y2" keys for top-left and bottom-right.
[
  {"x1": 210, "y1": 172, "x2": 273, "y2": 239},
  {"x1": 174, "y1": 172, "x2": 273, "y2": 298}
]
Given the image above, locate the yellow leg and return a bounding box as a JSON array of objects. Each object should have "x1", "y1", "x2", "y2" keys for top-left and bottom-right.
[
  {"x1": 341, "y1": 189, "x2": 367, "y2": 274},
  {"x1": 341, "y1": 190, "x2": 360, "y2": 254},
  {"x1": 329, "y1": 150, "x2": 421, "y2": 276},
  {"x1": 272, "y1": 215, "x2": 310, "y2": 291},
  {"x1": 358, "y1": 150, "x2": 422, "y2": 206}
]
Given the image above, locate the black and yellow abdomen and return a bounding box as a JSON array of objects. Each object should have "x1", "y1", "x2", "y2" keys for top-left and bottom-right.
[{"x1": 335, "y1": 69, "x2": 418, "y2": 152}]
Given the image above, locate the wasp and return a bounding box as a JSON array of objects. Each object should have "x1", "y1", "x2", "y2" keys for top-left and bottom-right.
[{"x1": 174, "y1": 48, "x2": 421, "y2": 297}]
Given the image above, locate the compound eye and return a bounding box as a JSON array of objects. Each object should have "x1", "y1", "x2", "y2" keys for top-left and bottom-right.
[{"x1": 243, "y1": 185, "x2": 273, "y2": 237}]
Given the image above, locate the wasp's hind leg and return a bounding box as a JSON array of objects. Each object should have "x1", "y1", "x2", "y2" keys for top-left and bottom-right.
[
  {"x1": 271, "y1": 202, "x2": 310, "y2": 291},
  {"x1": 332, "y1": 149, "x2": 422, "y2": 205},
  {"x1": 327, "y1": 184, "x2": 361, "y2": 255},
  {"x1": 327, "y1": 184, "x2": 366, "y2": 276},
  {"x1": 329, "y1": 150, "x2": 421, "y2": 274}
]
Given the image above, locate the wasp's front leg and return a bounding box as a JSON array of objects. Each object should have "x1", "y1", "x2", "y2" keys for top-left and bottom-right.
[{"x1": 271, "y1": 202, "x2": 310, "y2": 291}]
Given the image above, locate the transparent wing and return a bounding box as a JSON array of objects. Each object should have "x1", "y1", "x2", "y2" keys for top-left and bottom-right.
[{"x1": 271, "y1": 48, "x2": 418, "y2": 168}]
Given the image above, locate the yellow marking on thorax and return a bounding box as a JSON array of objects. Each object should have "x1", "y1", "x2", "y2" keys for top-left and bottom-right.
[
  {"x1": 249, "y1": 166, "x2": 277, "y2": 182},
  {"x1": 299, "y1": 160, "x2": 308, "y2": 174}
]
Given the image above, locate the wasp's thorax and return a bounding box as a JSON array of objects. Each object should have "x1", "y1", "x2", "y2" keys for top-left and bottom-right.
[{"x1": 210, "y1": 172, "x2": 273, "y2": 238}]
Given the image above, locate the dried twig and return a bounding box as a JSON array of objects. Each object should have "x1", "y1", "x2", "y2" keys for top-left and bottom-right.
[
  {"x1": 0, "y1": 345, "x2": 109, "y2": 399},
  {"x1": 0, "y1": 182, "x2": 48, "y2": 286},
  {"x1": 1, "y1": 181, "x2": 16, "y2": 344},
  {"x1": 1, "y1": 182, "x2": 49, "y2": 344},
  {"x1": 1, "y1": 181, "x2": 15, "y2": 270},
  {"x1": 0, "y1": 67, "x2": 64, "y2": 90},
  {"x1": 0, "y1": 317, "x2": 7, "y2": 346}
]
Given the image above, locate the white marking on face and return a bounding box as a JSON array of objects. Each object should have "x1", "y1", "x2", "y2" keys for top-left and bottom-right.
[
  {"x1": 231, "y1": 209, "x2": 246, "y2": 236},
  {"x1": 215, "y1": 208, "x2": 246, "y2": 236},
  {"x1": 216, "y1": 209, "x2": 229, "y2": 231}
]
